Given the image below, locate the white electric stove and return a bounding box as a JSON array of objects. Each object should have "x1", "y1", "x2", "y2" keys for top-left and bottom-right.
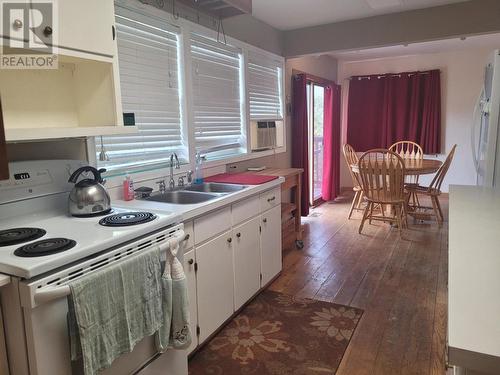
[
  {"x1": 0, "y1": 207, "x2": 185, "y2": 278},
  {"x1": 0, "y1": 160, "x2": 188, "y2": 375}
]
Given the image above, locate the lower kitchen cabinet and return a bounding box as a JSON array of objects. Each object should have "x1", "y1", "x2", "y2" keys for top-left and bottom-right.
[
  {"x1": 182, "y1": 248, "x2": 198, "y2": 354},
  {"x1": 260, "y1": 205, "x2": 282, "y2": 286},
  {"x1": 189, "y1": 187, "x2": 283, "y2": 350},
  {"x1": 195, "y1": 230, "x2": 234, "y2": 342},
  {"x1": 233, "y1": 216, "x2": 261, "y2": 310}
]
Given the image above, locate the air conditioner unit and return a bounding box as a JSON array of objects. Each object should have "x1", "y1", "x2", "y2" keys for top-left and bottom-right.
[{"x1": 250, "y1": 120, "x2": 284, "y2": 151}]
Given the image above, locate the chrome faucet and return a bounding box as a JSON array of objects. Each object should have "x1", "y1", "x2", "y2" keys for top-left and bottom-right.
[{"x1": 169, "y1": 153, "x2": 180, "y2": 190}]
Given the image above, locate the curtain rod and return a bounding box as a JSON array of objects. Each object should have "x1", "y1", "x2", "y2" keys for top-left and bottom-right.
[{"x1": 349, "y1": 70, "x2": 439, "y2": 81}]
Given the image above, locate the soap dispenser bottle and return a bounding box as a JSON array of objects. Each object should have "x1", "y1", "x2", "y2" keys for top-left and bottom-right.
[
  {"x1": 123, "y1": 173, "x2": 134, "y2": 201},
  {"x1": 194, "y1": 152, "x2": 204, "y2": 184}
]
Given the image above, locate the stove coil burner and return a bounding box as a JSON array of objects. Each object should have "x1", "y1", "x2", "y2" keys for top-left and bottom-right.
[
  {"x1": 0, "y1": 228, "x2": 46, "y2": 247},
  {"x1": 14, "y1": 238, "x2": 77, "y2": 257},
  {"x1": 99, "y1": 212, "x2": 157, "y2": 227}
]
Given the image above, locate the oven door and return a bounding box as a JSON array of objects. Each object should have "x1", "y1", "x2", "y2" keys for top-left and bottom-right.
[
  {"x1": 20, "y1": 302, "x2": 188, "y2": 375},
  {"x1": 17, "y1": 226, "x2": 189, "y2": 375},
  {"x1": 0, "y1": 274, "x2": 11, "y2": 375}
]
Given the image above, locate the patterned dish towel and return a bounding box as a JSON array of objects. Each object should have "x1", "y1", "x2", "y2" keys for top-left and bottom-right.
[{"x1": 156, "y1": 236, "x2": 192, "y2": 351}]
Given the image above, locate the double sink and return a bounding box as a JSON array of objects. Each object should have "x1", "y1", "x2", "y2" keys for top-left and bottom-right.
[{"x1": 144, "y1": 182, "x2": 248, "y2": 205}]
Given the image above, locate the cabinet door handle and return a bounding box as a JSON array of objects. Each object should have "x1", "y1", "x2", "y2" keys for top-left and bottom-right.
[
  {"x1": 263, "y1": 218, "x2": 267, "y2": 223},
  {"x1": 112, "y1": 25, "x2": 116, "y2": 40},
  {"x1": 227, "y1": 237, "x2": 232, "y2": 243},
  {"x1": 188, "y1": 259, "x2": 194, "y2": 265},
  {"x1": 267, "y1": 196, "x2": 276, "y2": 202},
  {"x1": 13, "y1": 19, "x2": 23, "y2": 29},
  {"x1": 236, "y1": 232, "x2": 241, "y2": 238},
  {"x1": 43, "y1": 26, "x2": 53, "y2": 37}
]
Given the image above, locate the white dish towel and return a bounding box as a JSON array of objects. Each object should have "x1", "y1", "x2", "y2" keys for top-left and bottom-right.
[{"x1": 155, "y1": 237, "x2": 192, "y2": 352}]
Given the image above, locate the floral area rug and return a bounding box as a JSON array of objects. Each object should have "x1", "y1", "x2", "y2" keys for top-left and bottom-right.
[{"x1": 189, "y1": 290, "x2": 363, "y2": 374}]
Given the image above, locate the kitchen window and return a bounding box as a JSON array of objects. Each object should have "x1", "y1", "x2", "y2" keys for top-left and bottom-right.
[
  {"x1": 96, "y1": 5, "x2": 186, "y2": 173},
  {"x1": 247, "y1": 50, "x2": 283, "y2": 120},
  {"x1": 190, "y1": 33, "x2": 246, "y2": 161},
  {"x1": 93, "y1": 2, "x2": 285, "y2": 175}
]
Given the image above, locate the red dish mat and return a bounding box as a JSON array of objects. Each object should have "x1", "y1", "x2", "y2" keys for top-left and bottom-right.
[{"x1": 204, "y1": 173, "x2": 278, "y2": 185}]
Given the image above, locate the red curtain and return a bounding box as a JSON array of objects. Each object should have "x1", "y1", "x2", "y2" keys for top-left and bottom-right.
[
  {"x1": 347, "y1": 69, "x2": 441, "y2": 154},
  {"x1": 322, "y1": 84, "x2": 341, "y2": 201},
  {"x1": 291, "y1": 74, "x2": 309, "y2": 217}
]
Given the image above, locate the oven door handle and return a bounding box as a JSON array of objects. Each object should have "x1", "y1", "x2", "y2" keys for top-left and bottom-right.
[{"x1": 34, "y1": 285, "x2": 71, "y2": 304}]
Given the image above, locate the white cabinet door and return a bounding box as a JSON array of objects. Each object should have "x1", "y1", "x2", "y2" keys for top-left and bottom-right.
[
  {"x1": 260, "y1": 205, "x2": 282, "y2": 286},
  {"x1": 31, "y1": 0, "x2": 116, "y2": 56},
  {"x1": 196, "y1": 230, "x2": 234, "y2": 343},
  {"x1": 233, "y1": 217, "x2": 261, "y2": 310},
  {"x1": 182, "y1": 248, "x2": 198, "y2": 354}
]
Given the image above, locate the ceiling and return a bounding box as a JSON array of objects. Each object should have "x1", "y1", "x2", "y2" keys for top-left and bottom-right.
[
  {"x1": 252, "y1": 0, "x2": 469, "y2": 31},
  {"x1": 328, "y1": 33, "x2": 500, "y2": 61}
]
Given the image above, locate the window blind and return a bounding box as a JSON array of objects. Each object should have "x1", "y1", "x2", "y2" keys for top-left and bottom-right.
[
  {"x1": 97, "y1": 7, "x2": 185, "y2": 172},
  {"x1": 248, "y1": 51, "x2": 283, "y2": 120},
  {"x1": 190, "y1": 33, "x2": 246, "y2": 160}
]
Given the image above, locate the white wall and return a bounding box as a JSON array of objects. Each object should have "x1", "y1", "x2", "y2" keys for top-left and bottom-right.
[{"x1": 338, "y1": 47, "x2": 494, "y2": 192}]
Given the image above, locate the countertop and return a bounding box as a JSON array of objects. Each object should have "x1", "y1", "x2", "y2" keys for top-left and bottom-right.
[
  {"x1": 243, "y1": 168, "x2": 303, "y2": 177},
  {"x1": 448, "y1": 185, "x2": 500, "y2": 373},
  {"x1": 115, "y1": 177, "x2": 284, "y2": 221}
]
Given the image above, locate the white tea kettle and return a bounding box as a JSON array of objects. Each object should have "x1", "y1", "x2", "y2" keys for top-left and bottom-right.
[{"x1": 68, "y1": 166, "x2": 111, "y2": 217}]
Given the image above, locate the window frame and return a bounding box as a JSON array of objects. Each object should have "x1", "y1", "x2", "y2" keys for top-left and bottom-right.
[
  {"x1": 187, "y1": 30, "x2": 247, "y2": 161},
  {"x1": 89, "y1": 0, "x2": 286, "y2": 185}
]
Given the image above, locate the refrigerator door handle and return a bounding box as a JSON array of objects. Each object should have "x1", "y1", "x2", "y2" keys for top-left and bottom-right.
[{"x1": 471, "y1": 87, "x2": 485, "y2": 175}]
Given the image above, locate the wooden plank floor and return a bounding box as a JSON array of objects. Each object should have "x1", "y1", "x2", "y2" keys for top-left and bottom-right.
[{"x1": 268, "y1": 192, "x2": 449, "y2": 375}]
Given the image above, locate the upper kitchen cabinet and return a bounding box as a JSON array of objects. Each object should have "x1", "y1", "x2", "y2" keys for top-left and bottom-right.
[
  {"x1": 30, "y1": 0, "x2": 116, "y2": 57},
  {"x1": 0, "y1": 0, "x2": 131, "y2": 141}
]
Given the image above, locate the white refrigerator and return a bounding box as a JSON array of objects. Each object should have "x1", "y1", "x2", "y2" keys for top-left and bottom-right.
[{"x1": 472, "y1": 50, "x2": 500, "y2": 187}]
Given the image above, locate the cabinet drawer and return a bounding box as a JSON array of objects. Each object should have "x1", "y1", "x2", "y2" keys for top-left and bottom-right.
[
  {"x1": 260, "y1": 187, "x2": 281, "y2": 211},
  {"x1": 194, "y1": 207, "x2": 231, "y2": 245},
  {"x1": 232, "y1": 196, "x2": 260, "y2": 225},
  {"x1": 182, "y1": 221, "x2": 194, "y2": 249}
]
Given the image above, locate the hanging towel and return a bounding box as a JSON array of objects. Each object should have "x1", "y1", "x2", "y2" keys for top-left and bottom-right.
[
  {"x1": 67, "y1": 248, "x2": 164, "y2": 375},
  {"x1": 156, "y1": 237, "x2": 192, "y2": 352}
]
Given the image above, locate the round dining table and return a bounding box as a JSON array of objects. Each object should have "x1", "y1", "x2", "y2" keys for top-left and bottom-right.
[{"x1": 351, "y1": 158, "x2": 442, "y2": 176}]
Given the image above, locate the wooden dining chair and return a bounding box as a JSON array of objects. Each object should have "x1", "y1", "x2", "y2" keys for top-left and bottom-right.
[
  {"x1": 406, "y1": 145, "x2": 457, "y2": 226},
  {"x1": 343, "y1": 144, "x2": 363, "y2": 219},
  {"x1": 389, "y1": 141, "x2": 423, "y2": 160},
  {"x1": 357, "y1": 149, "x2": 408, "y2": 236},
  {"x1": 389, "y1": 141, "x2": 424, "y2": 208}
]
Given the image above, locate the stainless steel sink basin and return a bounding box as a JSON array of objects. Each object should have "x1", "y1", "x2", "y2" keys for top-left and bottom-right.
[
  {"x1": 145, "y1": 190, "x2": 220, "y2": 204},
  {"x1": 184, "y1": 182, "x2": 248, "y2": 193}
]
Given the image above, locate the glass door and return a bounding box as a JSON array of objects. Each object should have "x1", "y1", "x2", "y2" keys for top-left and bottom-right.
[{"x1": 307, "y1": 82, "x2": 325, "y2": 205}]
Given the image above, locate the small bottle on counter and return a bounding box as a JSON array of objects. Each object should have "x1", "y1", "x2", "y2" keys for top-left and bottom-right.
[
  {"x1": 123, "y1": 173, "x2": 135, "y2": 201},
  {"x1": 194, "y1": 152, "x2": 204, "y2": 185}
]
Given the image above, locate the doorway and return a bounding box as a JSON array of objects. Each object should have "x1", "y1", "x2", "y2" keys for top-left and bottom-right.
[{"x1": 307, "y1": 82, "x2": 325, "y2": 205}]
